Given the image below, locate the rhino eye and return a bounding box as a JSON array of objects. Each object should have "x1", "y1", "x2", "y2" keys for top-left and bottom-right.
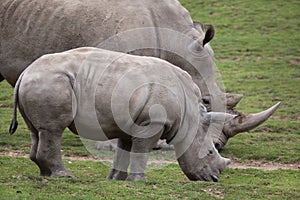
[
  {"x1": 208, "y1": 150, "x2": 213, "y2": 155},
  {"x1": 202, "y1": 96, "x2": 210, "y2": 104}
]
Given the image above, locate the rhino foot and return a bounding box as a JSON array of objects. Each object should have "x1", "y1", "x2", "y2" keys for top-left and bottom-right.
[
  {"x1": 126, "y1": 173, "x2": 146, "y2": 181},
  {"x1": 39, "y1": 170, "x2": 51, "y2": 177},
  {"x1": 107, "y1": 169, "x2": 128, "y2": 180},
  {"x1": 50, "y1": 170, "x2": 74, "y2": 178}
]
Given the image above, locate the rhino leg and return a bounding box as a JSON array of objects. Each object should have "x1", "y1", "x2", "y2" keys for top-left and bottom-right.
[
  {"x1": 126, "y1": 134, "x2": 162, "y2": 181},
  {"x1": 36, "y1": 129, "x2": 72, "y2": 178},
  {"x1": 20, "y1": 106, "x2": 52, "y2": 176},
  {"x1": 30, "y1": 131, "x2": 51, "y2": 176},
  {"x1": 107, "y1": 138, "x2": 132, "y2": 180}
]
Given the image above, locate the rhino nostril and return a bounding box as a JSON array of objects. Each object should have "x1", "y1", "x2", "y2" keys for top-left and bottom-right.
[
  {"x1": 202, "y1": 96, "x2": 210, "y2": 104},
  {"x1": 215, "y1": 143, "x2": 220, "y2": 150}
]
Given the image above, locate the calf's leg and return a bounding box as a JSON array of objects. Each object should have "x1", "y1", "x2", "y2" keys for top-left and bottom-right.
[
  {"x1": 107, "y1": 138, "x2": 132, "y2": 180},
  {"x1": 126, "y1": 132, "x2": 162, "y2": 181}
]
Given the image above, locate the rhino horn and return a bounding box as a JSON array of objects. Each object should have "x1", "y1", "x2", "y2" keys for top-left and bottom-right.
[
  {"x1": 205, "y1": 112, "x2": 238, "y2": 123},
  {"x1": 223, "y1": 102, "x2": 281, "y2": 137},
  {"x1": 226, "y1": 93, "x2": 243, "y2": 110},
  {"x1": 223, "y1": 158, "x2": 231, "y2": 166}
]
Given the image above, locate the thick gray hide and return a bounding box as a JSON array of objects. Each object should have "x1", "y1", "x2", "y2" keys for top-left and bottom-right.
[
  {"x1": 13, "y1": 47, "x2": 230, "y2": 181},
  {"x1": 0, "y1": 0, "x2": 221, "y2": 106},
  {"x1": 1, "y1": 0, "x2": 280, "y2": 150}
]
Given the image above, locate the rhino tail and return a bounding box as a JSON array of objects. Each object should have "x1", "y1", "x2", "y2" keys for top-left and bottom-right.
[{"x1": 9, "y1": 72, "x2": 25, "y2": 134}]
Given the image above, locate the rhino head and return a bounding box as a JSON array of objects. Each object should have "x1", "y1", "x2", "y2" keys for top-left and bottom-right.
[
  {"x1": 192, "y1": 21, "x2": 281, "y2": 151},
  {"x1": 174, "y1": 111, "x2": 234, "y2": 181},
  {"x1": 178, "y1": 143, "x2": 230, "y2": 182}
]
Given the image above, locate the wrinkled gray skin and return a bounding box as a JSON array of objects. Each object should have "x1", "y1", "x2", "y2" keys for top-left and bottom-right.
[
  {"x1": 0, "y1": 0, "x2": 280, "y2": 150},
  {"x1": 10, "y1": 47, "x2": 231, "y2": 181}
]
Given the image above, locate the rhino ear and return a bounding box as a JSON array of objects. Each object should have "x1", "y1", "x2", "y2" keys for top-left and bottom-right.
[
  {"x1": 203, "y1": 24, "x2": 215, "y2": 46},
  {"x1": 193, "y1": 21, "x2": 215, "y2": 46},
  {"x1": 205, "y1": 112, "x2": 238, "y2": 123},
  {"x1": 193, "y1": 21, "x2": 205, "y2": 32}
]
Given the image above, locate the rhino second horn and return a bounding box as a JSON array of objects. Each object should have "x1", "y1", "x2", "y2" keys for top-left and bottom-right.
[
  {"x1": 226, "y1": 93, "x2": 243, "y2": 110},
  {"x1": 224, "y1": 158, "x2": 231, "y2": 166},
  {"x1": 223, "y1": 102, "x2": 281, "y2": 137}
]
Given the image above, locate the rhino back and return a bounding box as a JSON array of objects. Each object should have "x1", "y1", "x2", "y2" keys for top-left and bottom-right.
[
  {"x1": 0, "y1": 0, "x2": 195, "y2": 85},
  {"x1": 26, "y1": 47, "x2": 201, "y2": 141}
]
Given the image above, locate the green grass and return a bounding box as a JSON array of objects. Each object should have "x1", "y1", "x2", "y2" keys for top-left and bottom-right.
[
  {"x1": 0, "y1": 0, "x2": 299, "y2": 199},
  {"x1": 0, "y1": 156, "x2": 299, "y2": 200}
]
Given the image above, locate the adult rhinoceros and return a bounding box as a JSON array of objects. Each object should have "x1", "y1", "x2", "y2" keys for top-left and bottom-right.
[
  {"x1": 10, "y1": 47, "x2": 232, "y2": 181},
  {"x1": 0, "y1": 0, "x2": 279, "y2": 150}
]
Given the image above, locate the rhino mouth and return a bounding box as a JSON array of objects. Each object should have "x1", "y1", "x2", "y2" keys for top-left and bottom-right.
[
  {"x1": 185, "y1": 172, "x2": 220, "y2": 182},
  {"x1": 199, "y1": 174, "x2": 219, "y2": 182},
  {"x1": 211, "y1": 175, "x2": 219, "y2": 182}
]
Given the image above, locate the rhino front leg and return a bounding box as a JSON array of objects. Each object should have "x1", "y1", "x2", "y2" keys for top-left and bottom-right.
[
  {"x1": 107, "y1": 138, "x2": 132, "y2": 180},
  {"x1": 126, "y1": 134, "x2": 162, "y2": 181},
  {"x1": 36, "y1": 129, "x2": 72, "y2": 178}
]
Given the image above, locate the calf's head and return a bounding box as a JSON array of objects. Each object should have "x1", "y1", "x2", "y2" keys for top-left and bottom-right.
[
  {"x1": 177, "y1": 138, "x2": 230, "y2": 182},
  {"x1": 173, "y1": 111, "x2": 233, "y2": 182}
]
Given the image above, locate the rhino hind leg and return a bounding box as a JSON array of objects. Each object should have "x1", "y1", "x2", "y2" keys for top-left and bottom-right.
[
  {"x1": 29, "y1": 131, "x2": 51, "y2": 176},
  {"x1": 20, "y1": 108, "x2": 52, "y2": 176},
  {"x1": 35, "y1": 129, "x2": 72, "y2": 178},
  {"x1": 107, "y1": 138, "x2": 132, "y2": 180}
]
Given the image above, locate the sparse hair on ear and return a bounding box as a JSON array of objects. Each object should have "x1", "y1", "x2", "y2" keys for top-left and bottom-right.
[
  {"x1": 193, "y1": 21, "x2": 215, "y2": 47},
  {"x1": 203, "y1": 24, "x2": 215, "y2": 47}
]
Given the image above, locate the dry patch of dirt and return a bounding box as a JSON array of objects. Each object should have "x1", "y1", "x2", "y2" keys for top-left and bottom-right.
[
  {"x1": 229, "y1": 160, "x2": 300, "y2": 171},
  {"x1": 205, "y1": 188, "x2": 225, "y2": 199},
  {"x1": 1, "y1": 151, "x2": 299, "y2": 170}
]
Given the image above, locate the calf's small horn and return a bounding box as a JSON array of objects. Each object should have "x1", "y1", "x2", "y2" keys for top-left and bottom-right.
[
  {"x1": 205, "y1": 112, "x2": 238, "y2": 123},
  {"x1": 223, "y1": 102, "x2": 281, "y2": 137}
]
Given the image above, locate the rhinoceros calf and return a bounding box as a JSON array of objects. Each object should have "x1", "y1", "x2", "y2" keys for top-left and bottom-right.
[{"x1": 10, "y1": 47, "x2": 232, "y2": 181}]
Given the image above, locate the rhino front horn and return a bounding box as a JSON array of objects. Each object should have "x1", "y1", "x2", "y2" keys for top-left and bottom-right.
[{"x1": 223, "y1": 102, "x2": 281, "y2": 137}]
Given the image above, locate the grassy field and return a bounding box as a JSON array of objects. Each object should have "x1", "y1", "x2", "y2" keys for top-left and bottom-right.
[{"x1": 0, "y1": 0, "x2": 299, "y2": 199}]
